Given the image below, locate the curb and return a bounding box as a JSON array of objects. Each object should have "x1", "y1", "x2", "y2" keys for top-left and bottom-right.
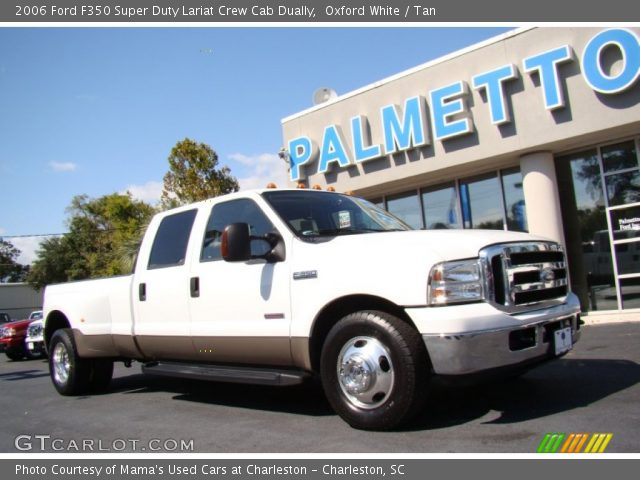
[{"x1": 582, "y1": 312, "x2": 640, "y2": 325}]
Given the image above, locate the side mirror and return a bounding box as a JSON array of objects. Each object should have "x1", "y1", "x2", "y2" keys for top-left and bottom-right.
[{"x1": 221, "y1": 223, "x2": 252, "y2": 262}]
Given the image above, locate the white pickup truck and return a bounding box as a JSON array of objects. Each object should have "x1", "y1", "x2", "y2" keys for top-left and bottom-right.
[{"x1": 43, "y1": 188, "x2": 581, "y2": 430}]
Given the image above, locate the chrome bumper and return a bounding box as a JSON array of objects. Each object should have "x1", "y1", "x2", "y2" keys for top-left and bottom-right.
[{"x1": 410, "y1": 294, "x2": 581, "y2": 375}]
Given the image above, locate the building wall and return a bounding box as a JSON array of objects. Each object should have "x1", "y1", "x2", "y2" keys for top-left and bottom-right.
[
  {"x1": 0, "y1": 283, "x2": 43, "y2": 321},
  {"x1": 281, "y1": 27, "x2": 640, "y2": 199}
]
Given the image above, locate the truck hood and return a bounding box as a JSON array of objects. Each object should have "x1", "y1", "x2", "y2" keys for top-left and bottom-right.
[
  {"x1": 315, "y1": 228, "x2": 551, "y2": 261},
  {"x1": 1, "y1": 319, "x2": 32, "y2": 332}
]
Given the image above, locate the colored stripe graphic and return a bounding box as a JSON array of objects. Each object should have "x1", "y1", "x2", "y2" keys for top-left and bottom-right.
[
  {"x1": 538, "y1": 433, "x2": 613, "y2": 453},
  {"x1": 537, "y1": 433, "x2": 565, "y2": 453}
]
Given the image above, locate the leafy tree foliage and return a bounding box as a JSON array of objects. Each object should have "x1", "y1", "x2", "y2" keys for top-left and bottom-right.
[
  {"x1": 28, "y1": 193, "x2": 154, "y2": 289},
  {"x1": 160, "y1": 138, "x2": 239, "y2": 209},
  {"x1": 0, "y1": 239, "x2": 28, "y2": 282}
]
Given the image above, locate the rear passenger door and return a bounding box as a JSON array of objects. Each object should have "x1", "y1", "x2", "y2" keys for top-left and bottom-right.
[
  {"x1": 133, "y1": 208, "x2": 199, "y2": 361},
  {"x1": 188, "y1": 198, "x2": 292, "y2": 365}
]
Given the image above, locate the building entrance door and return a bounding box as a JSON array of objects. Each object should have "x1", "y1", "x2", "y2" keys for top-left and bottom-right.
[
  {"x1": 556, "y1": 138, "x2": 640, "y2": 312},
  {"x1": 606, "y1": 202, "x2": 640, "y2": 309}
]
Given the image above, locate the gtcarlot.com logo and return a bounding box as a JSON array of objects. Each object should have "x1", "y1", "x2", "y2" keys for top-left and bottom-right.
[{"x1": 537, "y1": 433, "x2": 613, "y2": 453}]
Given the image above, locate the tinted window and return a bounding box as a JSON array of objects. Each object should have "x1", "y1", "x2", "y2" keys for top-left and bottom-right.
[
  {"x1": 460, "y1": 174, "x2": 504, "y2": 230},
  {"x1": 501, "y1": 168, "x2": 528, "y2": 232},
  {"x1": 201, "y1": 199, "x2": 275, "y2": 262},
  {"x1": 386, "y1": 191, "x2": 424, "y2": 229},
  {"x1": 147, "y1": 209, "x2": 197, "y2": 269},
  {"x1": 263, "y1": 190, "x2": 410, "y2": 238},
  {"x1": 421, "y1": 183, "x2": 461, "y2": 229}
]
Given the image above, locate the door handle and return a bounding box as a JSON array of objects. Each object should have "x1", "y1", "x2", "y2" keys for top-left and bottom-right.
[
  {"x1": 139, "y1": 283, "x2": 146, "y2": 302},
  {"x1": 190, "y1": 277, "x2": 200, "y2": 298}
]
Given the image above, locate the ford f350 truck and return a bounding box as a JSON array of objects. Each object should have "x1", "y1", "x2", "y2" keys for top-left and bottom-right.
[{"x1": 43, "y1": 188, "x2": 581, "y2": 430}]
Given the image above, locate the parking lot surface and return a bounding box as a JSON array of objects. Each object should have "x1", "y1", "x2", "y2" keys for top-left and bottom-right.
[{"x1": 1, "y1": 322, "x2": 638, "y2": 453}]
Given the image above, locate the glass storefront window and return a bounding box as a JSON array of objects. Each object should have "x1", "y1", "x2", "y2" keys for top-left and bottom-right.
[
  {"x1": 501, "y1": 168, "x2": 528, "y2": 232},
  {"x1": 605, "y1": 170, "x2": 640, "y2": 206},
  {"x1": 557, "y1": 148, "x2": 617, "y2": 311},
  {"x1": 386, "y1": 191, "x2": 423, "y2": 229},
  {"x1": 459, "y1": 174, "x2": 504, "y2": 230},
  {"x1": 421, "y1": 183, "x2": 460, "y2": 229},
  {"x1": 601, "y1": 140, "x2": 638, "y2": 173}
]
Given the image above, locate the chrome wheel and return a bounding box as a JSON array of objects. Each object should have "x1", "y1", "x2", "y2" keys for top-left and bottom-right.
[
  {"x1": 337, "y1": 336, "x2": 394, "y2": 409},
  {"x1": 52, "y1": 342, "x2": 70, "y2": 385}
]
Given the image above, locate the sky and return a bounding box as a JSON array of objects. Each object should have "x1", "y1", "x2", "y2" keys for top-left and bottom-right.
[{"x1": 0, "y1": 26, "x2": 511, "y2": 264}]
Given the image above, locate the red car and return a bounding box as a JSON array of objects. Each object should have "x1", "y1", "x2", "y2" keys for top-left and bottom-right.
[{"x1": 0, "y1": 319, "x2": 35, "y2": 361}]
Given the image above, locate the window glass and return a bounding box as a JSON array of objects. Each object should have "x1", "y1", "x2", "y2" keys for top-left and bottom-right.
[
  {"x1": 369, "y1": 198, "x2": 385, "y2": 210},
  {"x1": 421, "y1": 183, "x2": 460, "y2": 229},
  {"x1": 201, "y1": 199, "x2": 275, "y2": 262},
  {"x1": 459, "y1": 174, "x2": 504, "y2": 230},
  {"x1": 263, "y1": 190, "x2": 410, "y2": 238},
  {"x1": 386, "y1": 191, "x2": 423, "y2": 229},
  {"x1": 556, "y1": 149, "x2": 615, "y2": 311},
  {"x1": 605, "y1": 170, "x2": 640, "y2": 206},
  {"x1": 148, "y1": 209, "x2": 197, "y2": 269},
  {"x1": 601, "y1": 140, "x2": 638, "y2": 173},
  {"x1": 501, "y1": 168, "x2": 528, "y2": 232}
]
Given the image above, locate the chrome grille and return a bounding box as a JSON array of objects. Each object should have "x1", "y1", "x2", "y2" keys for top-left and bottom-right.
[{"x1": 480, "y1": 242, "x2": 569, "y2": 313}]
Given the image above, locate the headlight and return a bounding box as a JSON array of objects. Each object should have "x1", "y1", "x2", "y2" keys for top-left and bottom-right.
[
  {"x1": 428, "y1": 259, "x2": 485, "y2": 305},
  {"x1": 1, "y1": 327, "x2": 16, "y2": 338}
]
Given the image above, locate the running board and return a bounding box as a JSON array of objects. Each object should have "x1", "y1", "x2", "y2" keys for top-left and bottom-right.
[{"x1": 142, "y1": 361, "x2": 309, "y2": 386}]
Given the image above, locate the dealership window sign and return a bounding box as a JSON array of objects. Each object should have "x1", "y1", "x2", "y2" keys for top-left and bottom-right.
[{"x1": 288, "y1": 28, "x2": 640, "y2": 182}]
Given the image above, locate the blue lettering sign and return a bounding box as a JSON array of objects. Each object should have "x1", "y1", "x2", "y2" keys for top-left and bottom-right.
[
  {"x1": 288, "y1": 136, "x2": 314, "y2": 182},
  {"x1": 380, "y1": 96, "x2": 429, "y2": 154},
  {"x1": 318, "y1": 125, "x2": 351, "y2": 174},
  {"x1": 523, "y1": 45, "x2": 574, "y2": 110},
  {"x1": 582, "y1": 28, "x2": 640, "y2": 94},
  {"x1": 429, "y1": 81, "x2": 474, "y2": 141},
  {"x1": 351, "y1": 115, "x2": 382, "y2": 163},
  {"x1": 472, "y1": 64, "x2": 518, "y2": 125}
]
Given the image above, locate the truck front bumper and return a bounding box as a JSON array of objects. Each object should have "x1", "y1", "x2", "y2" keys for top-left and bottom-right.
[{"x1": 405, "y1": 293, "x2": 582, "y2": 376}]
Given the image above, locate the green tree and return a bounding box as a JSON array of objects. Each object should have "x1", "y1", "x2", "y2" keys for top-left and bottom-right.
[
  {"x1": 160, "y1": 138, "x2": 239, "y2": 209},
  {"x1": 28, "y1": 193, "x2": 154, "y2": 289},
  {"x1": 0, "y1": 239, "x2": 28, "y2": 282}
]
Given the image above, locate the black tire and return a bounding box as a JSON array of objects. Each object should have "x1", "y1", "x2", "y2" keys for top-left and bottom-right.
[
  {"x1": 89, "y1": 359, "x2": 114, "y2": 393},
  {"x1": 320, "y1": 310, "x2": 430, "y2": 430},
  {"x1": 48, "y1": 329, "x2": 92, "y2": 396},
  {"x1": 5, "y1": 348, "x2": 25, "y2": 361}
]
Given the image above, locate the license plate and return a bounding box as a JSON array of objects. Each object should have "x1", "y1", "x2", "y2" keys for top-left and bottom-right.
[
  {"x1": 554, "y1": 327, "x2": 572, "y2": 355},
  {"x1": 27, "y1": 342, "x2": 34, "y2": 350}
]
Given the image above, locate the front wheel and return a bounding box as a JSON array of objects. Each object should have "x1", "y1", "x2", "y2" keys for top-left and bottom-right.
[
  {"x1": 5, "y1": 347, "x2": 25, "y2": 361},
  {"x1": 320, "y1": 311, "x2": 430, "y2": 430}
]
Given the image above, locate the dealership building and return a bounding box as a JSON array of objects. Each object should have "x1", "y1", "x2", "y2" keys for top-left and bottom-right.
[{"x1": 281, "y1": 27, "x2": 640, "y2": 313}]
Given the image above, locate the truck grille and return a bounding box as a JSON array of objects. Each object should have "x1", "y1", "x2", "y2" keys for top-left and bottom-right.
[{"x1": 481, "y1": 242, "x2": 568, "y2": 312}]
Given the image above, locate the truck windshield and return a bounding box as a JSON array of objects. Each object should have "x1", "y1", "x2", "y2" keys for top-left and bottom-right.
[{"x1": 262, "y1": 190, "x2": 412, "y2": 238}]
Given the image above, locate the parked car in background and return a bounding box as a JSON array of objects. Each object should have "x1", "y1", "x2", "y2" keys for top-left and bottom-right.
[
  {"x1": 0, "y1": 312, "x2": 12, "y2": 324},
  {"x1": 1, "y1": 319, "x2": 35, "y2": 360},
  {"x1": 25, "y1": 314, "x2": 46, "y2": 358}
]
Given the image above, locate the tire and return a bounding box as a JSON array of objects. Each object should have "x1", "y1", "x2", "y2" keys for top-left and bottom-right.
[
  {"x1": 48, "y1": 329, "x2": 92, "y2": 396},
  {"x1": 320, "y1": 310, "x2": 430, "y2": 430},
  {"x1": 89, "y1": 359, "x2": 114, "y2": 393},
  {"x1": 5, "y1": 348, "x2": 25, "y2": 361}
]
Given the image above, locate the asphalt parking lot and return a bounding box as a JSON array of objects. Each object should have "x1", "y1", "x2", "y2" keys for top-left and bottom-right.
[{"x1": 0, "y1": 322, "x2": 638, "y2": 453}]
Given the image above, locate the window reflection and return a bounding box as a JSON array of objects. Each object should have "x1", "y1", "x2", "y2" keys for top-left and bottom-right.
[
  {"x1": 459, "y1": 174, "x2": 504, "y2": 230},
  {"x1": 386, "y1": 192, "x2": 423, "y2": 229},
  {"x1": 602, "y1": 140, "x2": 638, "y2": 173},
  {"x1": 421, "y1": 184, "x2": 460, "y2": 229},
  {"x1": 501, "y1": 168, "x2": 528, "y2": 232}
]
